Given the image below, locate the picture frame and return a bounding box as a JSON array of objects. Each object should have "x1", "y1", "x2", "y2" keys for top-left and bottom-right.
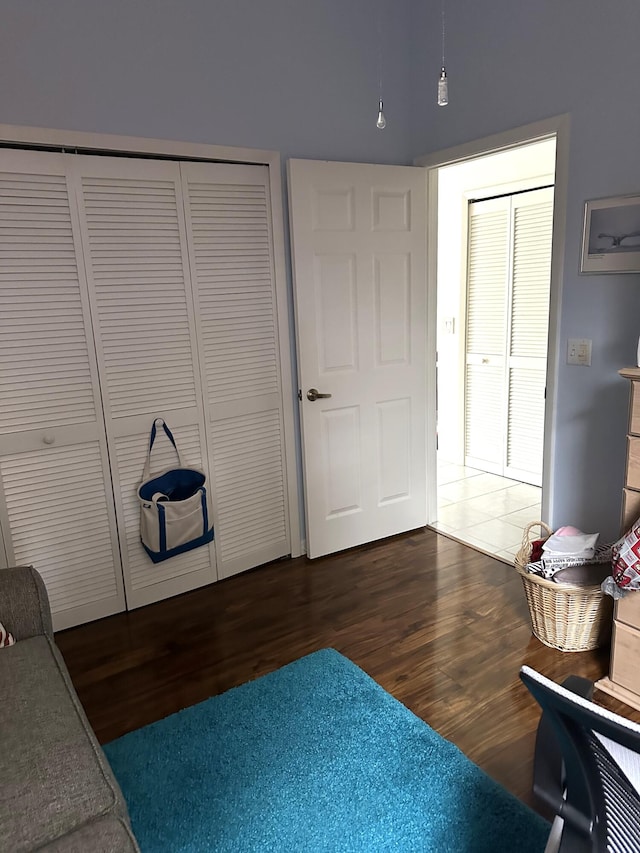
[{"x1": 581, "y1": 193, "x2": 640, "y2": 273}]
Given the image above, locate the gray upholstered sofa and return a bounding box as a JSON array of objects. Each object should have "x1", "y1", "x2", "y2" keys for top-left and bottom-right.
[{"x1": 0, "y1": 566, "x2": 139, "y2": 852}]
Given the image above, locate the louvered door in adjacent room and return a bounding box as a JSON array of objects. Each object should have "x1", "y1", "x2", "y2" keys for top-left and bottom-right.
[
  {"x1": 181, "y1": 162, "x2": 290, "y2": 578},
  {"x1": 72, "y1": 155, "x2": 217, "y2": 609},
  {"x1": 505, "y1": 188, "x2": 553, "y2": 484},
  {"x1": 464, "y1": 187, "x2": 553, "y2": 486},
  {"x1": 0, "y1": 150, "x2": 126, "y2": 630},
  {"x1": 464, "y1": 197, "x2": 509, "y2": 473}
]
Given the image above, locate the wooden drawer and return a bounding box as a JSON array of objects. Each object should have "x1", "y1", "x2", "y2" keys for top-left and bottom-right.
[
  {"x1": 631, "y1": 381, "x2": 640, "y2": 436},
  {"x1": 616, "y1": 592, "x2": 640, "y2": 629},
  {"x1": 622, "y1": 488, "x2": 640, "y2": 533},
  {"x1": 611, "y1": 621, "x2": 640, "y2": 695},
  {"x1": 627, "y1": 437, "x2": 640, "y2": 490}
]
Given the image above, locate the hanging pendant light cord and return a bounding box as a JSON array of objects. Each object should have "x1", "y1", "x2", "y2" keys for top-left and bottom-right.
[
  {"x1": 377, "y1": 0, "x2": 383, "y2": 101},
  {"x1": 441, "y1": 0, "x2": 446, "y2": 68},
  {"x1": 375, "y1": 0, "x2": 386, "y2": 127},
  {"x1": 437, "y1": 0, "x2": 449, "y2": 106}
]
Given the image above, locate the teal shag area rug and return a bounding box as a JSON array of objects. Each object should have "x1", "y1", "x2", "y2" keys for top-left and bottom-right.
[{"x1": 105, "y1": 648, "x2": 549, "y2": 852}]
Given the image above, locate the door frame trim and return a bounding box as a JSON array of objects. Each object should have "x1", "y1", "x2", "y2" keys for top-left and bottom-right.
[
  {"x1": 415, "y1": 114, "x2": 570, "y2": 526},
  {"x1": 0, "y1": 122, "x2": 303, "y2": 558}
]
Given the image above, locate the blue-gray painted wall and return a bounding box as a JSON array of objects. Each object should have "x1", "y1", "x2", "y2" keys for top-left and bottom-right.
[
  {"x1": 411, "y1": 0, "x2": 640, "y2": 540},
  {"x1": 1, "y1": 0, "x2": 639, "y2": 541},
  {"x1": 0, "y1": 0, "x2": 414, "y2": 164}
]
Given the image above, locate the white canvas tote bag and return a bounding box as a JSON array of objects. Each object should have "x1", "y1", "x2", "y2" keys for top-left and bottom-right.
[{"x1": 137, "y1": 419, "x2": 214, "y2": 563}]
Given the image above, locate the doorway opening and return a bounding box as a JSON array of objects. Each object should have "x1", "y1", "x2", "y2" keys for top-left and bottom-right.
[{"x1": 432, "y1": 138, "x2": 557, "y2": 562}]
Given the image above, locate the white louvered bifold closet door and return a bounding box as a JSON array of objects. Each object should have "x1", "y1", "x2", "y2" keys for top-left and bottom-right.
[
  {"x1": 181, "y1": 163, "x2": 290, "y2": 578},
  {"x1": 465, "y1": 198, "x2": 509, "y2": 472},
  {"x1": 0, "y1": 150, "x2": 125, "y2": 630},
  {"x1": 465, "y1": 188, "x2": 553, "y2": 484},
  {"x1": 505, "y1": 188, "x2": 553, "y2": 486},
  {"x1": 72, "y1": 156, "x2": 217, "y2": 609}
]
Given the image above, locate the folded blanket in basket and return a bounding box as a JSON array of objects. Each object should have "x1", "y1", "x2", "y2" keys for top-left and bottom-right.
[
  {"x1": 541, "y1": 531, "x2": 599, "y2": 561},
  {"x1": 526, "y1": 543, "x2": 613, "y2": 579}
]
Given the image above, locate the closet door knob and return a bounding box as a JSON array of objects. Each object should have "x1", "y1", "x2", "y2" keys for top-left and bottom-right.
[{"x1": 43, "y1": 434, "x2": 55, "y2": 445}]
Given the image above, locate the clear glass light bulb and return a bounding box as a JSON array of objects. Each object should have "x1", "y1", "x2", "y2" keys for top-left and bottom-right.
[
  {"x1": 376, "y1": 99, "x2": 387, "y2": 129},
  {"x1": 437, "y1": 67, "x2": 449, "y2": 106}
]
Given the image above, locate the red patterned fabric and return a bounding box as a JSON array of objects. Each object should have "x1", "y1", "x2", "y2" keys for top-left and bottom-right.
[
  {"x1": 0, "y1": 621, "x2": 15, "y2": 647},
  {"x1": 530, "y1": 539, "x2": 546, "y2": 562},
  {"x1": 612, "y1": 518, "x2": 640, "y2": 589}
]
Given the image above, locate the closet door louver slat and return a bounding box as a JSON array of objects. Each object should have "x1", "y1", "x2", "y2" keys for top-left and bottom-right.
[
  {"x1": 74, "y1": 156, "x2": 216, "y2": 608},
  {"x1": 0, "y1": 171, "x2": 97, "y2": 434},
  {"x1": 0, "y1": 152, "x2": 125, "y2": 629},
  {"x1": 79, "y1": 171, "x2": 198, "y2": 418},
  {"x1": 182, "y1": 163, "x2": 290, "y2": 578},
  {"x1": 464, "y1": 201, "x2": 509, "y2": 471},
  {"x1": 466, "y1": 207, "x2": 509, "y2": 357},
  {"x1": 212, "y1": 410, "x2": 287, "y2": 568},
  {"x1": 185, "y1": 177, "x2": 279, "y2": 404},
  {"x1": 510, "y1": 200, "x2": 553, "y2": 361},
  {"x1": 0, "y1": 443, "x2": 118, "y2": 626},
  {"x1": 464, "y1": 364, "x2": 504, "y2": 470},
  {"x1": 507, "y1": 366, "x2": 546, "y2": 478},
  {"x1": 505, "y1": 192, "x2": 553, "y2": 485}
]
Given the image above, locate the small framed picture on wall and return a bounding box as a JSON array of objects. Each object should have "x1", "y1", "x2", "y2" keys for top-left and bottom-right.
[{"x1": 581, "y1": 193, "x2": 640, "y2": 273}]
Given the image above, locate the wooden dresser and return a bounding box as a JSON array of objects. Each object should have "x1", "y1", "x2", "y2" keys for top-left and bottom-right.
[{"x1": 596, "y1": 367, "x2": 640, "y2": 711}]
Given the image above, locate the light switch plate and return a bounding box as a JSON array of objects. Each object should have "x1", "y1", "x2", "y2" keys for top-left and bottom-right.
[{"x1": 567, "y1": 338, "x2": 592, "y2": 366}]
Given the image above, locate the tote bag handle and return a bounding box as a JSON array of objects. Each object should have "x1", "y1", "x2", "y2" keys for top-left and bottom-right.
[{"x1": 142, "y1": 418, "x2": 186, "y2": 480}]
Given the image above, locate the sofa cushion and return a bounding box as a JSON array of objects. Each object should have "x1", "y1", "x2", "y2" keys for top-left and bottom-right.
[
  {"x1": 38, "y1": 815, "x2": 139, "y2": 852},
  {"x1": 0, "y1": 619, "x2": 15, "y2": 647},
  {"x1": 0, "y1": 636, "x2": 129, "y2": 852},
  {"x1": 0, "y1": 565, "x2": 53, "y2": 640}
]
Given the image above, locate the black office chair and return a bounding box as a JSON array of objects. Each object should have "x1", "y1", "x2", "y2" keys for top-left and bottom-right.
[{"x1": 520, "y1": 665, "x2": 640, "y2": 852}]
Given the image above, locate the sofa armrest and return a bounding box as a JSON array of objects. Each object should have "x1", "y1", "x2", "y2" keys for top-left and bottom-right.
[{"x1": 0, "y1": 565, "x2": 53, "y2": 639}]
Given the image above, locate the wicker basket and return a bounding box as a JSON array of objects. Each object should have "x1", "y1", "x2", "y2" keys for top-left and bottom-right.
[{"x1": 514, "y1": 521, "x2": 613, "y2": 652}]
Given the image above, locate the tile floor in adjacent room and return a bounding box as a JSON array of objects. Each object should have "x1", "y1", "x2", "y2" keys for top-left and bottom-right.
[{"x1": 432, "y1": 456, "x2": 542, "y2": 564}]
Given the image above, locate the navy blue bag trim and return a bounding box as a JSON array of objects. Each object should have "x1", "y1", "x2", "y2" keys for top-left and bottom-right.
[
  {"x1": 158, "y1": 502, "x2": 167, "y2": 553},
  {"x1": 201, "y1": 488, "x2": 210, "y2": 537},
  {"x1": 149, "y1": 419, "x2": 178, "y2": 454},
  {"x1": 139, "y1": 468, "x2": 206, "y2": 502},
  {"x1": 144, "y1": 487, "x2": 213, "y2": 563},
  {"x1": 142, "y1": 526, "x2": 214, "y2": 564}
]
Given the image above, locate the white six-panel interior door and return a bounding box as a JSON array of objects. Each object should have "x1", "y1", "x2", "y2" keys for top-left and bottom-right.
[{"x1": 288, "y1": 159, "x2": 429, "y2": 558}]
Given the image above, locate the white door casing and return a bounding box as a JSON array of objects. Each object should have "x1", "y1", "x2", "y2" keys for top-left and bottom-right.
[{"x1": 288, "y1": 159, "x2": 428, "y2": 558}]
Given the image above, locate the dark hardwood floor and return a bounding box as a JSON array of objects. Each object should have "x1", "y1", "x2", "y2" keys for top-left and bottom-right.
[{"x1": 56, "y1": 527, "x2": 639, "y2": 815}]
